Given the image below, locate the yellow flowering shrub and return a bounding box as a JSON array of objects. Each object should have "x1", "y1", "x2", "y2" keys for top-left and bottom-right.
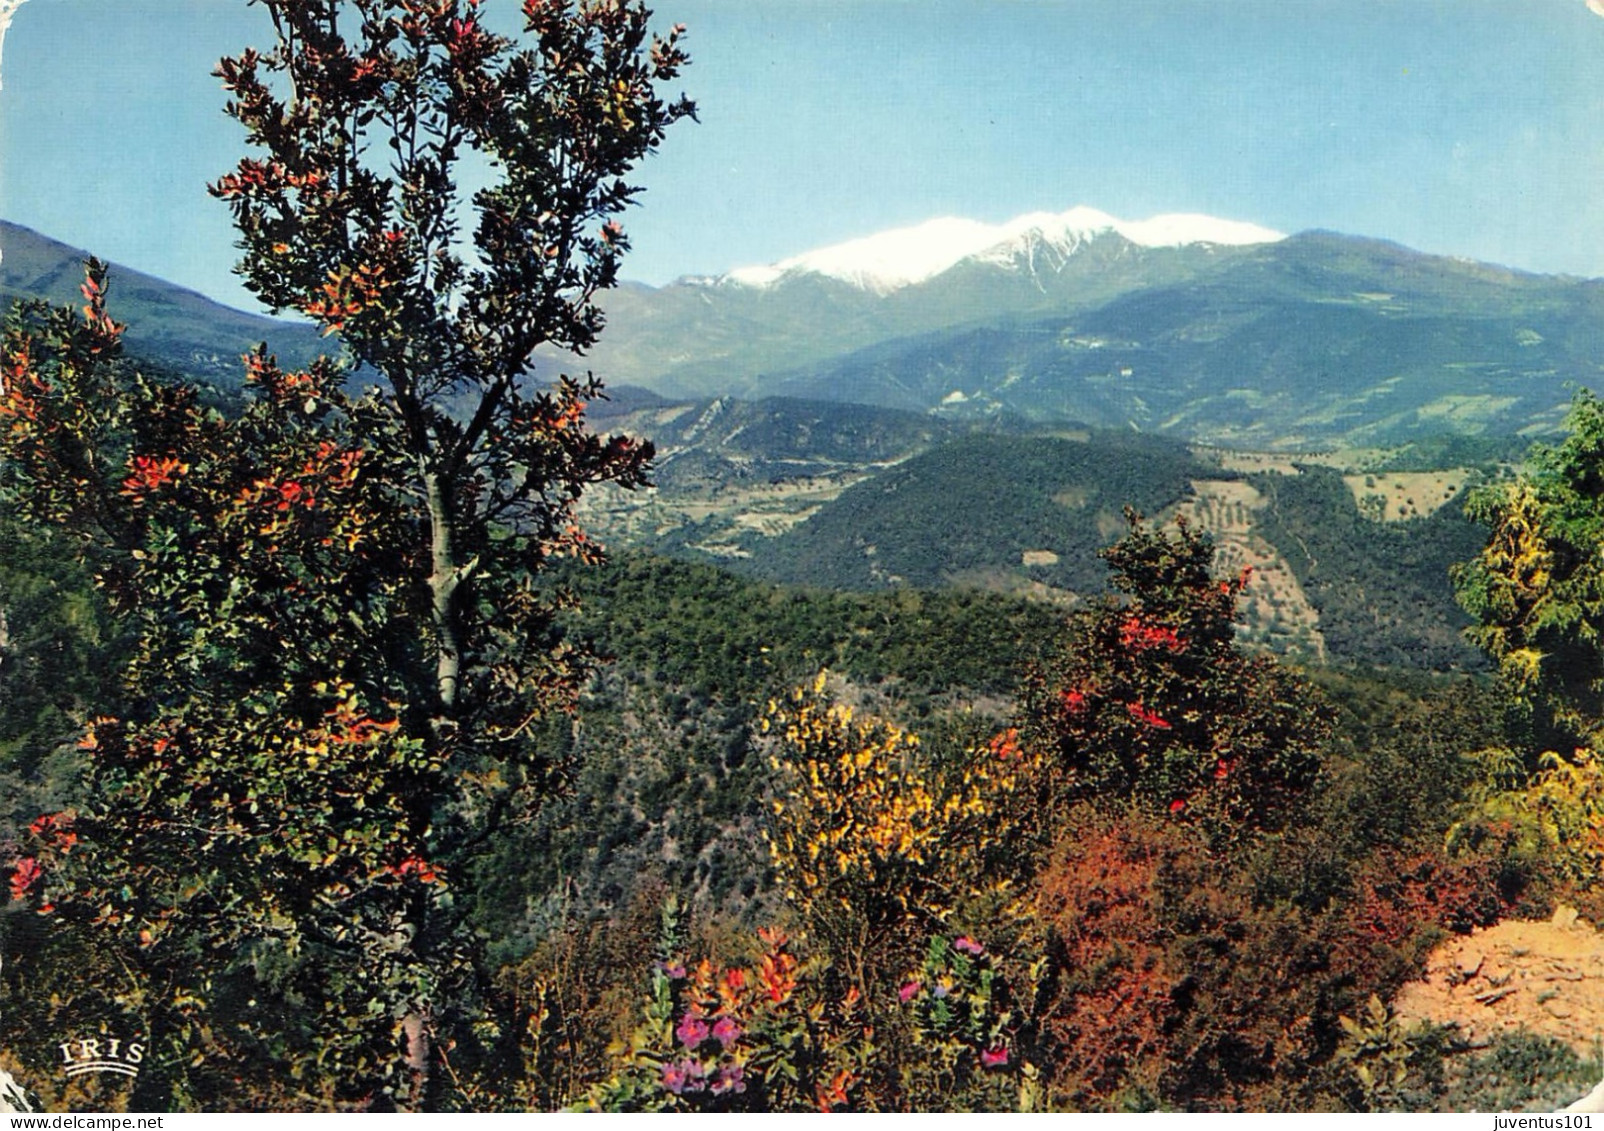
[{"x1": 761, "y1": 674, "x2": 1036, "y2": 993}]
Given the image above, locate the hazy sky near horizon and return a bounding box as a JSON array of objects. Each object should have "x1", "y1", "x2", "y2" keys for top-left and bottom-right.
[{"x1": 2, "y1": 1, "x2": 1604, "y2": 315}]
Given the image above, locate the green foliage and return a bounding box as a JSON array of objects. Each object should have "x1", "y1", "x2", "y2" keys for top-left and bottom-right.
[
  {"x1": 1335, "y1": 1013, "x2": 1598, "y2": 1114},
  {"x1": 506, "y1": 887, "x2": 675, "y2": 1109},
  {"x1": 1335, "y1": 994, "x2": 1446, "y2": 1112},
  {"x1": 1440, "y1": 1030, "x2": 1599, "y2": 1113},
  {"x1": 1367, "y1": 432, "x2": 1528, "y2": 473},
  {"x1": 559, "y1": 551, "x2": 1063, "y2": 704},
  {"x1": 896, "y1": 935, "x2": 1045, "y2": 1112},
  {"x1": 1457, "y1": 746, "x2": 1604, "y2": 884},
  {"x1": 1451, "y1": 388, "x2": 1604, "y2": 890},
  {"x1": 1456, "y1": 389, "x2": 1604, "y2": 751},
  {"x1": 463, "y1": 555, "x2": 1060, "y2": 958},
  {"x1": 1307, "y1": 666, "x2": 1501, "y2": 855},
  {"x1": 466, "y1": 675, "x2": 775, "y2": 965},
  {"x1": 0, "y1": 512, "x2": 118, "y2": 832}
]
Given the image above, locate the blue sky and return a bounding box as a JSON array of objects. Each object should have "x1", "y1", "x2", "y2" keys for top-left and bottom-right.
[{"x1": 2, "y1": 1, "x2": 1604, "y2": 314}]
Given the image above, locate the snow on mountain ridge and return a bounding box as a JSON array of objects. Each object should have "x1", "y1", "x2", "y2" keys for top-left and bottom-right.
[{"x1": 720, "y1": 207, "x2": 1285, "y2": 294}]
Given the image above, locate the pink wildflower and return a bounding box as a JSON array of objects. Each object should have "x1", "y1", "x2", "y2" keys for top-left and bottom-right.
[
  {"x1": 675, "y1": 1014, "x2": 710, "y2": 1049},
  {"x1": 661, "y1": 1059, "x2": 706, "y2": 1096},
  {"x1": 711, "y1": 1016, "x2": 742, "y2": 1049},
  {"x1": 711, "y1": 1064, "x2": 746, "y2": 1096}
]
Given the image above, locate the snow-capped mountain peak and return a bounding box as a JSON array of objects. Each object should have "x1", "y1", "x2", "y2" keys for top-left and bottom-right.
[{"x1": 720, "y1": 207, "x2": 1285, "y2": 294}]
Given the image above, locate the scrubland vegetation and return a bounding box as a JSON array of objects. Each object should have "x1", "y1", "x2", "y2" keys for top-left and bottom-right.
[
  {"x1": 2, "y1": 0, "x2": 1604, "y2": 1113},
  {"x1": 6, "y1": 383, "x2": 1604, "y2": 1109}
]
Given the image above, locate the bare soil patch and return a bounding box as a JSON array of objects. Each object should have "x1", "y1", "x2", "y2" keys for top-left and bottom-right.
[{"x1": 1394, "y1": 907, "x2": 1604, "y2": 1059}]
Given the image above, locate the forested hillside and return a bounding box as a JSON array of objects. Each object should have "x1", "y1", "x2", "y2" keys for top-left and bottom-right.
[
  {"x1": 1252, "y1": 466, "x2": 1491, "y2": 670},
  {"x1": 742, "y1": 432, "x2": 1209, "y2": 591},
  {"x1": 0, "y1": 222, "x2": 324, "y2": 382}
]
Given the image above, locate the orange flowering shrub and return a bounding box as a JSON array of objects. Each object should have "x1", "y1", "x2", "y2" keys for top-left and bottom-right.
[
  {"x1": 1344, "y1": 846, "x2": 1508, "y2": 950},
  {"x1": 1031, "y1": 810, "x2": 1187, "y2": 1106}
]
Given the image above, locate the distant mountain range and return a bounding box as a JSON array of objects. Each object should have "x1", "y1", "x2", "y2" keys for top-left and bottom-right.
[
  {"x1": 8, "y1": 206, "x2": 1603, "y2": 448},
  {"x1": 0, "y1": 221, "x2": 325, "y2": 380},
  {"x1": 577, "y1": 391, "x2": 1492, "y2": 671},
  {"x1": 564, "y1": 208, "x2": 1282, "y2": 402},
  {"x1": 563, "y1": 207, "x2": 1604, "y2": 448},
  {"x1": 718, "y1": 206, "x2": 1286, "y2": 292}
]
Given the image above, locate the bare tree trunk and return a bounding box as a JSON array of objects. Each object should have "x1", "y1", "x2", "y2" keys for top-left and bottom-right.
[
  {"x1": 400, "y1": 1010, "x2": 432, "y2": 1110},
  {"x1": 422, "y1": 469, "x2": 470, "y2": 719},
  {"x1": 413, "y1": 470, "x2": 466, "y2": 1108}
]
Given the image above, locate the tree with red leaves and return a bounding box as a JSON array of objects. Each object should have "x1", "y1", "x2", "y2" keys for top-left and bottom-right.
[
  {"x1": 211, "y1": 0, "x2": 692, "y2": 751},
  {"x1": 0, "y1": 0, "x2": 691, "y2": 1109}
]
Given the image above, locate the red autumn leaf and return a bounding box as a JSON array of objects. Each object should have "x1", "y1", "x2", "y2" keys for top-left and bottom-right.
[{"x1": 9, "y1": 857, "x2": 43, "y2": 901}]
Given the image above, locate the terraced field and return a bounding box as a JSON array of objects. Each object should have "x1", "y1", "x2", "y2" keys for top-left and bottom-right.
[{"x1": 1167, "y1": 478, "x2": 1327, "y2": 663}]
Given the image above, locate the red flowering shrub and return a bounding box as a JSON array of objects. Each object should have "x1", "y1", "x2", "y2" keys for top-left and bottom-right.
[{"x1": 1020, "y1": 511, "x2": 1331, "y2": 843}]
